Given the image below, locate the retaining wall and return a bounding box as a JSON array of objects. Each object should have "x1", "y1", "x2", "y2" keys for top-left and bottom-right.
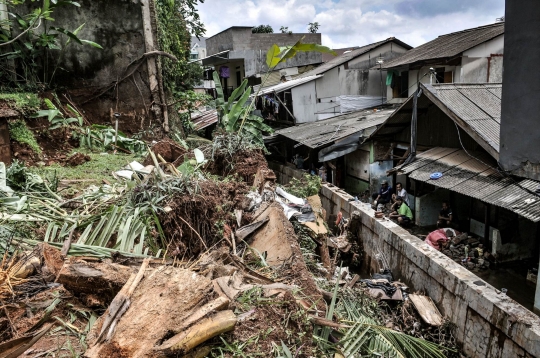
[
  {"x1": 268, "y1": 161, "x2": 305, "y2": 185},
  {"x1": 319, "y1": 183, "x2": 540, "y2": 357}
]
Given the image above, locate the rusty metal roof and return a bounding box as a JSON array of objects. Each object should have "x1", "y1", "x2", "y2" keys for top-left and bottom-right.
[
  {"x1": 274, "y1": 108, "x2": 394, "y2": 149},
  {"x1": 397, "y1": 147, "x2": 540, "y2": 222},
  {"x1": 191, "y1": 110, "x2": 218, "y2": 130},
  {"x1": 381, "y1": 22, "x2": 504, "y2": 69}
]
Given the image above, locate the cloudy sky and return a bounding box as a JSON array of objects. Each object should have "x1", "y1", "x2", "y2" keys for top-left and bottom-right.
[{"x1": 198, "y1": 0, "x2": 505, "y2": 49}]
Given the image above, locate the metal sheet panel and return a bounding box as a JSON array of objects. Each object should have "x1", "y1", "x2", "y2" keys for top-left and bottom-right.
[
  {"x1": 399, "y1": 147, "x2": 459, "y2": 174},
  {"x1": 254, "y1": 75, "x2": 322, "y2": 95},
  {"x1": 275, "y1": 108, "x2": 393, "y2": 149},
  {"x1": 400, "y1": 147, "x2": 540, "y2": 222},
  {"x1": 381, "y1": 23, "x2": 504, "y2": 69}
]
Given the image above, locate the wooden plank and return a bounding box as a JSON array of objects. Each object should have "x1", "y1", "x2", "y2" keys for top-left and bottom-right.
[
  {"x1": 409, "y1": 294, "x2": 443, "y2": 326},
  {"x1": 235, "y1": 218, "x2": 269, "y2": 242}
]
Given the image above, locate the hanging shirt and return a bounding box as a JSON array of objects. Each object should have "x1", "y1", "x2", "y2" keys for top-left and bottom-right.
[{"x1": 219, "y1": 66, "x2": 230, "y2": 78}]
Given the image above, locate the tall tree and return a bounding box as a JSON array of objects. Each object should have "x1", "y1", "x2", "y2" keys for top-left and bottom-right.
[
  {"x1": 308, "y1": 22, "x2": 320, "y2": 33},
  {"x1": 252, "y1": 25, "x2": 273, "y2": 33}
]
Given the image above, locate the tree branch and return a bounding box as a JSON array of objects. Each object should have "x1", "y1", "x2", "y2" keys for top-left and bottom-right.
[{"x1": 0, "y1": 18, "x2": 41, "y2": 48}]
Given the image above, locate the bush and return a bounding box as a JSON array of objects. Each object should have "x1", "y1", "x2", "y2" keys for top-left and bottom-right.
[{"x1": 285, "y1": 174, "x2": 321, "y2": 198}]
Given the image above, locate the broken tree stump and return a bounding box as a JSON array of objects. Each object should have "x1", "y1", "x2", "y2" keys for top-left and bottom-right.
[
  {"x1": 56, "y1": 258, "x2": 134, "y2": 300},
  {"x1": 85, "y1": 266, "x2": 218, "y2": 358}
]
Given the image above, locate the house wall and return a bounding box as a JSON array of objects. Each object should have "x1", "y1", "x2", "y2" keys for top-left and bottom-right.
[
  {"x1": 267, "y1": 161, "x2": 305, "y2": 185},
  {"x1": 319, "y1": 183, "x2": 540, "y2": 358},
  {"x1": 414, "y1": 189, "x2": 450, "y2": 226},
  {"x1": 315, "y1": 67, "x2": 340, "y2": 99},
  {"x1": 291, "y1": 81, "x2": 318, "y2": 124},
  {"x1": 317, "y1": 42, "x2": 409, "y2": 102},
  {"x1": 406, "y1": 66, "x2": 460, "y2": 96},
  {"x1": 399, "y1": 35, "x2": 505, "y2": 98},
  {"x1": 344, "y1": 145, "x2": 371, "y2": 194}
]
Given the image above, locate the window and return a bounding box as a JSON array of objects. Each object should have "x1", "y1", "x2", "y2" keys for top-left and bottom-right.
[{"x1": 190, "y1": 53, "x2": 198, "y2": 60}]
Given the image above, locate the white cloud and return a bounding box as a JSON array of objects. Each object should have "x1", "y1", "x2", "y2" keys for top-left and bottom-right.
[{"x1": 198, "y1": 0, "x2": 505, "y2": 48}]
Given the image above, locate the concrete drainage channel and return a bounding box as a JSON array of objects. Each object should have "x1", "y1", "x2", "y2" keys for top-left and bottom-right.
[{"x1": 319, "y1": 183, "x2": 540, "y2": 357}]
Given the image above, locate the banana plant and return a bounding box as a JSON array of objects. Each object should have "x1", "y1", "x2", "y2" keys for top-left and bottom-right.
[
  {"x1": 213, "y1": 71, "x2": 273, "y2": 146},
  {"x1": 238, "y1": 38, "x2": 336, "y2": 132}
]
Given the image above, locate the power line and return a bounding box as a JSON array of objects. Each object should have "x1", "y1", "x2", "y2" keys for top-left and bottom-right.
[{"x1": 453, "y1": 120, "x2": 540, "y2": 200}]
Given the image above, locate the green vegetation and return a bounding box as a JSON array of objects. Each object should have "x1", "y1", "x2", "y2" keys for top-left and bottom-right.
[
  {"x1": 0, "y1": 0, "x2": 102, "y2": 87},
  {"x1": 285, "y1": 174, "x2": 322, "y2": 198},
  {"x1": 213, "y1": 72, "x2": 274, "y2": 146},
  {"x1": 29, "y1": 149, "x2": 143, "y2": 191},
  {"x1": 154, "y1": 0, "x2": 205, "y2": 94},
  {"x1": 0, "y1": 93, "x2": 41, "y2": 114},
  {"x1": 252, "y1": 25, "x2": 274, "y2": 33},
  {"x1": 8, "y1": 119, "x2": 41, "y2": 154}
]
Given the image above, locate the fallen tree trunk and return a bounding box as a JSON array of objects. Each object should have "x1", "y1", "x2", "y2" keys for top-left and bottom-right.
[{"x1": 155, "y1": 310, "x2": 237, "y2": 356}]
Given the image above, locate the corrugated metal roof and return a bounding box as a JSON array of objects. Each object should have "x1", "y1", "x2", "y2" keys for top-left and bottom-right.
[
  {"x1": 274, "y1": 108, "x2": 394, "y2": 149},
  {"x1": 369, "y1": 83, "x2": 502, "y2": 160},
  {"x1": 425, "y1": 83, "x2": 501, "y2": 153},
  {"x1": 191, "y1": 110, "x2": 218, "y2": 130},
  {"x1": 381, "y1": 22, "x2": 504, "y2": 69},
  {"x1": 396, "y1": 147, "x2": 540, "y2": 222},
  {"x1": 298, "y1": 37, "x2": 412, "y2": 77},
  {"x1": 253, "y1": 75, "x2": 322, "y2": 95}
]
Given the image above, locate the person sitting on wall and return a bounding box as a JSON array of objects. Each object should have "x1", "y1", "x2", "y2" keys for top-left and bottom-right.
[
  {"x1": 389, "y1": 197, "x2": 413, "y2": 226},
  {"x1": 392, "y1": 182, "x2": 409, "y2": 206},
  {"x1": 437, "y1": 201, "x2": 453, "y2": 228},
  {"x1": 374, "y1": 180, "x2": 393, "y2": 206}
]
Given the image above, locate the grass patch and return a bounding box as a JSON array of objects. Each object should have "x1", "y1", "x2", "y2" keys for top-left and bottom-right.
[
  {"x1": 28, "y1": 148, "x2": 144, "y2": 192},
  {"x1": 9, "y1": 119, "x2": 41, "y2": 154},
  {"x1": 0, "y1": 93, "x2": 41, "y2": 114}
]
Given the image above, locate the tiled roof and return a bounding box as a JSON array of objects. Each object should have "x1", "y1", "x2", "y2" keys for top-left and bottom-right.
[{"x1": 381, "y1": 22, "x2": 504, "y2": 69}]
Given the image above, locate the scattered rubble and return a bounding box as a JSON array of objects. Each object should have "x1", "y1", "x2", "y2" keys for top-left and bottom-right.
[{"x1": 0, "y1": 132, "x2": 460, "y2": 357}]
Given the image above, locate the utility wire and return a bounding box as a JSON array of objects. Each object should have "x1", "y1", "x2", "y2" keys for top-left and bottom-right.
[{"x1": 431, "y1": 69, "x2": 540, "y2": 200}]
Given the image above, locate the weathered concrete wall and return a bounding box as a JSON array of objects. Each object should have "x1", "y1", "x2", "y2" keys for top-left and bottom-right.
[
  {"x1": 291, "y1": 81, "x2": 317, "y2": 124},
  {"x1": 268, "y1": 161, "x2": 304, "y2": 185},
  {"x1": 500, "y1": 0, "x2": 540, "y2": 180},
  {"x1": 319, "y1": 183, "x2": 540, "y2": 358},
  {"x1": 414, "y1": 189, "x2": 449, "y2": 227},
  {"x1": 206, "y1": 27, "x2": 248, "y2": 53},
  {"x1": 207, "y1": 29, "x2": 322, "y2": 77},
  {"x1": 14, "y1": 0, "x2": 162, "y2": 133}
]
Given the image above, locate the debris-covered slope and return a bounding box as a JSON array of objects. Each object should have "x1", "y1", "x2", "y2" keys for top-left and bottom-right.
[{"x1": 0, "y1": 133, "x2": 459, "y2": 357}]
